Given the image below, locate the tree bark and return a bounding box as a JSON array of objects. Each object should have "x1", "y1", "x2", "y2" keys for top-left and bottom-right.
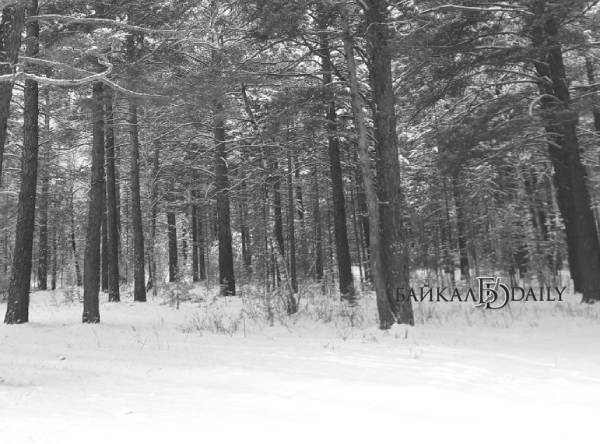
[
  {"x1": 128, "y1": 100, "x2": 146, "y2": 302},
  {"x1": 70, "y1": 208, "x2": 82, "y2": 287},
  {"x1": 317, "y1": 24, "x2": 355, "y2": 301},
  {"x1": 37, "y1": 89, "x2": 51, "y2": 290},
  {"x1": 585, "y1": 56, "x2": 600, "y2": 132},
  {"x1": 147, "y1": 143, "x2": 159, "y2": 295},
  {"x1": 197, "y1": 206, "x2": 206, "y2": 281},
  {"x1": 82, "y1": 82, "x2": 104, "y2": 324},
  {"x1": 191, "y1": 204, "x2": 200, "y2": 282},
  {"x1": 452, "y1": 174, "x2": 470, "y2": 281},
  {"x1": 167, "y1": 211, "x2": 178, "y2": 282},
  {"x1": 286, "y1": 147, "x2": 298, "y2": 293},
  {"x1": 0, "y1": 3, "x2": 24, "y2": 187},
  {"x1": 101, "y1": 178, "x2": 108, "y2": 292},
  {"x1": 530, "y1": 3, "x2": 600, "y2": 302},
  {"x1": 312, "y1": 161, "x2": 323, "y2": 282},
  {"x1": 214, "y1": 104, "x2": 236, "y2": 296},
  {"x1": 364, "y1": 0, "x2": 414, "y2": 325},
  {"x1": 104, "y1": 88, "x2": 120, "y2": 302},
  {"x1": 272, "y1": 160, "x2": 285, "y2": 262},
  {"x1": 4, "y1": 0, "x2": 38, "y2": 324}
]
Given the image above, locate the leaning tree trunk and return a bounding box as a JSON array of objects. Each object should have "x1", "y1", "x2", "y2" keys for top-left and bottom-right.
[
  {"x1": 214, "y1": 103, "x2": 236, "y2": 296},
  {"x1": 37, "y1": 90, "x2": 51, "y2": 290},
  {"x1": 531, "y1": 4, "x2": 600, "y2": 302},
  {"x1": 104, "y1": 88, "x2": 120, "y2": 302},
  {"x1": 128, "y1": 100, "x2": 146, "y2": 302},
  {"x1": 82, "y1": 82, "x2": 105, "y2": 324},
  {"x1": 0, "y1": 3, "x2": 24, "y2": 187},
  {"x1": 318, "y1": 25, "x2": 355, "y2": 302},
  {"x1": 4, "y1": 1, "x2": 39, "y2": 325},
  {"x1": 364, "y1": 0, "x2": 414, "y2": 326}
]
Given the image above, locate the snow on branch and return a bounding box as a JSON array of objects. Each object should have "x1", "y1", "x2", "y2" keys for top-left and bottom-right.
[
  {"x1": 421, "y1": 4, "x2": 532, "y2": 15},
  {"x1": 28, "y1": 14, "x2": 184, "y2": 36},
  {"x1": 0, "y1": 56, "x2": 162, "y2": 98}
]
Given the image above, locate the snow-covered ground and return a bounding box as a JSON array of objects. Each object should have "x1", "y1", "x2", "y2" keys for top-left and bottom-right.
[{"x1": 1, "y1": 286, "x2": 600, "y2": 444}]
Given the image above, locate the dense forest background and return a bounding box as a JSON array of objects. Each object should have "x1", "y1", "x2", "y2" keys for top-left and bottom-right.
[{"x1": 2, "y1": 0, "x2": 600, "y2": 329}]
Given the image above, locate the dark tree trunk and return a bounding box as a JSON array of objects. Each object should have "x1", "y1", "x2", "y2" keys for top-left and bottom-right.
[
  {"x1": 0, "y1": 3, "x2": 24, "y2": 187},
  {"x1": 148, "y1": 144, "x2": 159, "y2": 295},
  {"x1": 295, "y1": 155, "x2": 304, "y2": 221},
  {"x1": 312, "y1": 162, "x2": 323, "y2": 282},
  {"x1": 318, "y1": 25, "x2": 355, "y2": 302},
  {"x1": 585, "y1": 56, "x2": 600, "y2": 132},
  {"x1": 181, "y1": 227, "x2": 188, "y2": 265},
  {"x1": 191, "y1": 204, "x2": 200, "y2": 282},
  {"x1": 101, "y1": 180, "x2": 108, "y2": 292},
  {"x1": 4, "y1": 1, "x2": 38, "y2": 325},
  {"x1": 82, "y1": 82, "x2": 105, "y2": 324},
  {"x1": 197, "y1": 206, "x2": 206, "y2": 281},
  {"x1": 531, "y1": 4, "x2": 600, "y2": 302},
  {"x1": 452, "y1": 175, "x2": 470, "y2": 281},
  {"x1": 240, "y1": 181, "x2": 252, "y2": 272},
  {"x1": 167, "y1": 211, "x2": 178, "y2": 282},
  {"x1": 365, "y1": 0, "x2": 414, "y2": 326},
  {"x1": 51, "y1": 214, "x2": 57, "y2": 291},
  {"x1": 70, "y1": 209, "x2": 82, "y2": 287},
  {"x1": 128, "y1": 101, "x2": 146, "y2": 302},
  {"x1": 37, "y1": 90, "x2": 51, "y2": 291},
  {"x1": 214, "y1": 105, "x2": 236, "y2": 296},
  {"x1": 272, "y1": 162, "x2": 285, "y2": 260},
  {"x1": 104, "y1": 88, "x2": 120, "y2": 302},
  {"x1": 353, "y1": 154, "x2": 371, "y2": 281},
  {"x1": 286, "y1": 148, "x2": 298, "y2": 293}
]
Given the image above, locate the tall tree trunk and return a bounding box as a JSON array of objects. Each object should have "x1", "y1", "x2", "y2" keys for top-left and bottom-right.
[
  {"x1": 4, "y1": 1, "x2": 39, "y2": 324},
  {"x1": 312, "y1": 161, "x2": 323, "y2": 282},
  {"x1": 51, "y1": 212, "x2": 57, "y2": 291},
  {"x1": 272, "y1": 161, "x2": 285, "y2": 262},
  {"x1": 197, "y1": 206, "x2": 206, "y2": 281},
  {"x1": 37, "y1": 90, "x2": 51, "y2": 290},
  {"x1": 0, "y1": 3, "x2": 24, "y2": 187},
  {"x1": 70, "y1": 209, "x2": 82, "y2": 287},
  {"x1": 191, "y1": 204, "x2": 200, "y2": 282},
  {"x1": 585, "y1": 56, "x2": 600, "y2": 132},
  {"x1": 286, "y1": 147, "x2": 298, "y2": 293},
  {"x1": 128, "y1": 100, "x2": 146, "y2": 302},
  {"x1": 317, "y1": 23, "x2": 355, "y2": 301},
  {"x1": 531, "y1": 4, "x2": 600, "y2": 302},
  {"x1": 452, "y1": 174, "x2": 470, "y2": 281},
  {"x1": 147, "y1": 143, "x2": 159, "y2": 295},
  {"x1": 353, "y1": 154, "x2": 371, "y2": 281},
  {"x1": 167, "y1": 211, "x2": 178, "y2": 282},
  {"x1": 101, "y1": 179, "x2": 108, "y2": 291},
  {"x1": 364, "y1": 0, "x2": 413, "y2": 326},
  {"x1": 214, "y1": 104, "x2": 236, "y2": 296},
  {"x1": 104, "y1": 88, "x2": 120, "y2": 302},
  {"x1": 82, "y1": 82, "x2": 105, "y2": 324},
  {"x1": 240, "y1": 181, "x2": 252, "y2": 273}
]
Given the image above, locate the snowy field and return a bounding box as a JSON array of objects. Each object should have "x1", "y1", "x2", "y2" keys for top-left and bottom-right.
[{"x1": 1, "y1": 285, "x2": 600, "y2": 444}]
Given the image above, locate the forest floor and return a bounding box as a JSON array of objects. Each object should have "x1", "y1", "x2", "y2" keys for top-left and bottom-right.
[{"x1": 1, "y1": 285, "x2": 600, "y2": 444}]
